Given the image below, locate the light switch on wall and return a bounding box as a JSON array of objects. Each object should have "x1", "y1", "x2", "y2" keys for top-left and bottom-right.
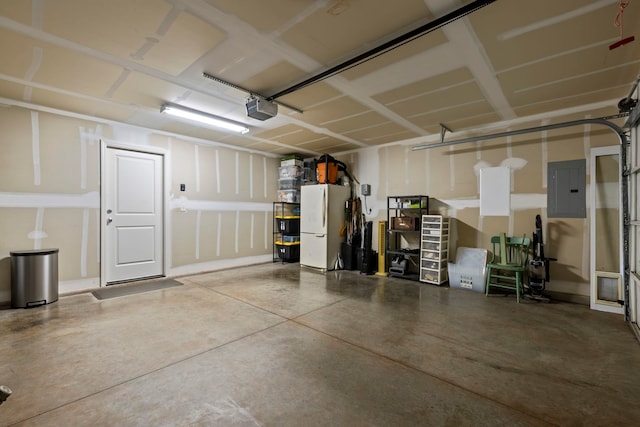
[{"x1": 180, "y1": 184, "x2": 185, "y2": 191}]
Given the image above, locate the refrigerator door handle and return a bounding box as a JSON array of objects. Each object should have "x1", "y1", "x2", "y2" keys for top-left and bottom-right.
[{"x1": 322, "y1": 188, "x2": 326, "y2": 229}]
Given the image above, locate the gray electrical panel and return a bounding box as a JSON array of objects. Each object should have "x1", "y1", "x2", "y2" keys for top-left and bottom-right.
[{"x1": 547, "y1": 159, "x2": 586, "y2": 218}]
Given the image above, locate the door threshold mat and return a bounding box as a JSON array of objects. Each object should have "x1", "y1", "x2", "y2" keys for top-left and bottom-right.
[{"x1": 92, "y1": 279, "x2": 183, "y2": 300}]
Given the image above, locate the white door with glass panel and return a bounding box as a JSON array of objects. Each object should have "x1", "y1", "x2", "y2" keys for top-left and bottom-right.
[
  {"x1": 104, "y1": 146, "x2": 164, "y2": 283},
  {"x1": 590, "y1": 146, "x2": 624, "y2": 314}
]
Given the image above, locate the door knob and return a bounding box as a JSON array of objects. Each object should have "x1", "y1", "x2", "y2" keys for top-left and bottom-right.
[{"x1": 107, "y1": 217, "x2": 113, "y2": 225}]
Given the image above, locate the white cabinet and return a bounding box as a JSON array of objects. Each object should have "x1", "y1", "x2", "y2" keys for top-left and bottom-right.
[{"x1": 420, "y1": 215, "x2": 450, "y2": 285}]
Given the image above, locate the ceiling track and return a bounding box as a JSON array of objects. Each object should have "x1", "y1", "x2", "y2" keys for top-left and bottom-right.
[
  {"x1": 266, "y1": 0, "x2": 496, "y2": 101},
  {"x1": 412, "y1": 115, "x2": 632, "y2": 322},
  {"x1": 411, "y1": 116, "x2": 627, "y2": 151}
]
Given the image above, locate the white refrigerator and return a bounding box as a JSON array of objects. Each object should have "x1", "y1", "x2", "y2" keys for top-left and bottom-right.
[{"x1": 300, "y1": 184, "x2": 350, "y2": 271}]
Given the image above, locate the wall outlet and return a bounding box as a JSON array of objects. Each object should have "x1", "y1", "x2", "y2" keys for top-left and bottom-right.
[{"x1": 361, "y1": 184, "x2": 371, "y2": 196}]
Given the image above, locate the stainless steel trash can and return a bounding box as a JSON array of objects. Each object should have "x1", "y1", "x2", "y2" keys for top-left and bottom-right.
[{"x1": 10, "y1": 248, "x2": 59, "y2": 308}]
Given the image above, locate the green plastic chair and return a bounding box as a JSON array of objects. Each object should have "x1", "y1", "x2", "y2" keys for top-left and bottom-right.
[{"x1": 485, "y1": 233, "x2": 531, "y2": 303}]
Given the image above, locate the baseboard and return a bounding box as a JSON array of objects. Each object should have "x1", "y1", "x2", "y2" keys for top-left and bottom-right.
[
  {"x1": 545, "y1": 290, "x2": 589, "y2": 305},
  {"x1": 169, "y1": 255, "x2": 273, "y2": 277},
  {"x1": 0, "y1": 255, "x2": 275, "y2": 305}
]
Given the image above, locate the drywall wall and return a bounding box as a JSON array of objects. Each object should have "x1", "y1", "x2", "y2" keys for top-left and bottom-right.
[
  {"x1": 0, "y1": 101, "x2": 624, "y2": 304},
  {"x1": 0, "y1": 106, "x2": 278, "y2": 302},
  {"x1": 344, "y1": 112, "x2": 623, "y2": 301}
]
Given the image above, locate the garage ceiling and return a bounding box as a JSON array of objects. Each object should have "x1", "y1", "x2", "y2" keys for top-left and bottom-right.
[{"x1": 0, "y1": 0, "x2": 638, "y2": 156}]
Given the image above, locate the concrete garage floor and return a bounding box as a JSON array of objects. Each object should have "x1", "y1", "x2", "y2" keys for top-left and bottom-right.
[{"x1": 1, "y1": 263, "x2": 639, "y2": 426}]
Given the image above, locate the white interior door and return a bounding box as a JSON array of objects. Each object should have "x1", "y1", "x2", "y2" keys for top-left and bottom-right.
[{"x1": 103, "y1": 146, "x2": 164, "y2": 284}]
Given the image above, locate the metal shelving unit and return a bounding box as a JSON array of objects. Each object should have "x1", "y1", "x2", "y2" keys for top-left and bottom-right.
[
  {"x1": 386, "y1": 195, "x2": 429, "y2": 281},
  {"x1": 273, "y1": 202, "x2": 300, "y2": 263}
]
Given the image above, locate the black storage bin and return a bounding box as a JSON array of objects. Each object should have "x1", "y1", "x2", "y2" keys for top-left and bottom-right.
[
  {"x1": 276, "y1": 242, "x2": 300, "y2": 262},
  {"x1": 356, "y1": 248, "x2": 378, "y2": 275},
  {"x1": 276, "y1": 218, "x2": 300, "y2": 234},
  {"x1": 341, "y1": 243, "x2": 358, "y2": 270}
]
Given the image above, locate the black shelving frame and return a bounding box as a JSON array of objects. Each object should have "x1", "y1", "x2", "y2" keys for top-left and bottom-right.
[
  {"x1": 273, "y1": 201, "x2": 301, "y2": 263},
  {"x1": 386, "y1": 195, "x2": 429, "y2": 281}
]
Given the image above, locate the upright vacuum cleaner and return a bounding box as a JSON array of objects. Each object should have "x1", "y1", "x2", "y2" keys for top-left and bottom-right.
[{"x1": 527, "y1": 214, "x2": 556, "y2": 302}]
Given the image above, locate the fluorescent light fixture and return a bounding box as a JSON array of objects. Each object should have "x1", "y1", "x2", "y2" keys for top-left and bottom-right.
[{"x1": 161, "y1": 103, "x2": 249, "y2": 134}]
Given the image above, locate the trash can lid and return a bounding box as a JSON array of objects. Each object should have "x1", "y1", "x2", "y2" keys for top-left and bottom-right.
[{"x1": 10, "y1": 248, "x2": 59, "y2": 256}]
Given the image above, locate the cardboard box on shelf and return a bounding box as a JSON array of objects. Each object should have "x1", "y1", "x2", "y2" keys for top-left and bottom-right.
[{"x1": 391, "y1": 216, "x2": 419, "y2": 230}]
